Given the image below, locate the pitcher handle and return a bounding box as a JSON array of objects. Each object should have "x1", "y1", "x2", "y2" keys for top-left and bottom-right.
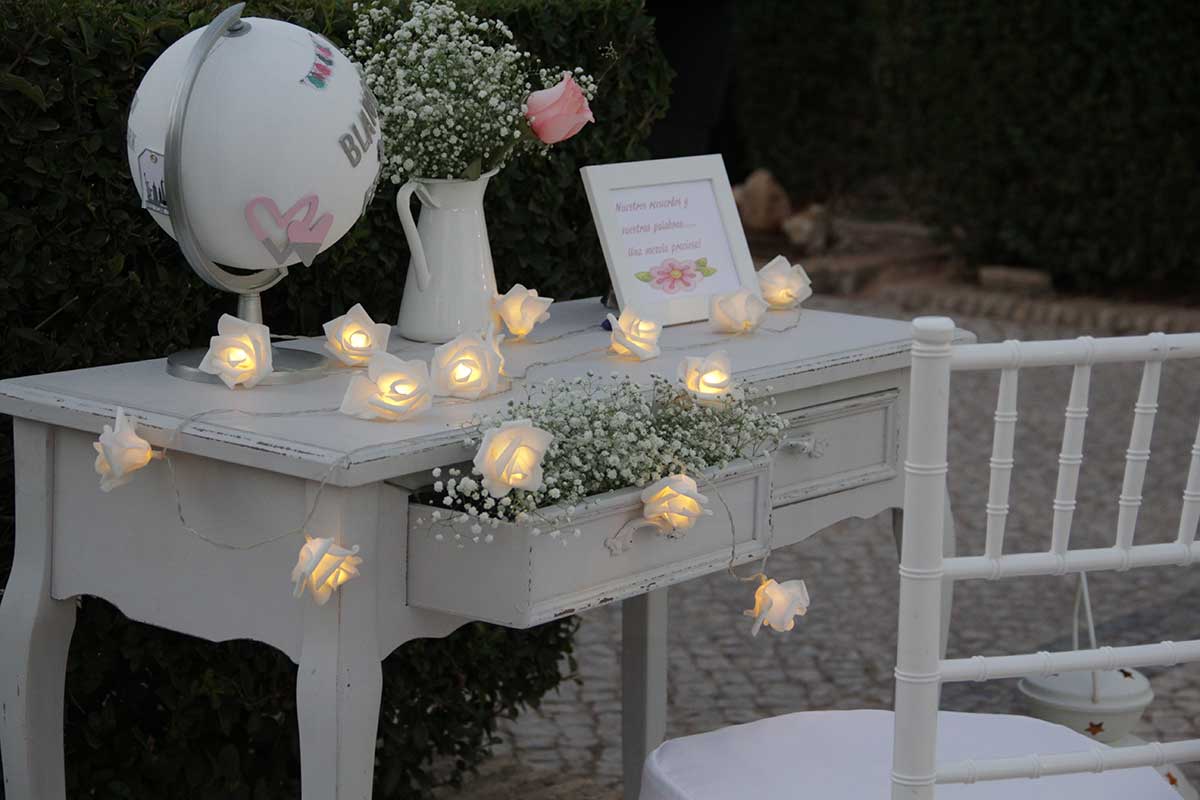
[{"x1": 396, "y1": 181, "x2": 438, "y2": 292}]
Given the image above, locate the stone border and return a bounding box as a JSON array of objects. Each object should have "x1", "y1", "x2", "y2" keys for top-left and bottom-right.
[{"x1": 871, "y1": 283, "x2": 1200, "y2": 335}]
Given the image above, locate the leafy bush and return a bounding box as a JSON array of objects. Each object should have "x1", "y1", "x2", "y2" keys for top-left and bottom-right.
[
  {"x1": 877, "y1": 1, "x2": 1200, "y2": 293},
  {"x1": 733, "y1": 0, "x2": 882, "y2": 203},
  {"x1": 0, "y1": 0, "x2": 667, "y2": 796}
]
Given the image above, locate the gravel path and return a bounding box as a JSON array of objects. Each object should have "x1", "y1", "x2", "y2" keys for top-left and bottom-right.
[{"x1": 492, "y1": 296, "x2": 1200, "y2": 795}]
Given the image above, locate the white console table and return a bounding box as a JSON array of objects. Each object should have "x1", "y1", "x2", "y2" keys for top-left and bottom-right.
[{"x1": 0, "y1": 299, "x2": 967, "y2": 800}]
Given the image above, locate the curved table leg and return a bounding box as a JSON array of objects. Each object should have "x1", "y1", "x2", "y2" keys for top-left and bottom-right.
[
  {"x1": 891, "y1": 491, "x2": 956, "y2": 657},
  {"x1": 296, "y1": 483, "x2": 383, "y2": 800},
  {"x1": 0, "y1": 420, "x2": 76, "y2": 800}
]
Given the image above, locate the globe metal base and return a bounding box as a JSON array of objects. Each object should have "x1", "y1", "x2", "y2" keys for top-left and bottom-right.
[{"x1": 166, "y1": 346, "x2": 330, "y2": 385}]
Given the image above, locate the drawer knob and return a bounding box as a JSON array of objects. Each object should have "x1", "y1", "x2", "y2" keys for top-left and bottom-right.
[{"x1": 784, "y1": 432, "x2": 826, "y2": 458}]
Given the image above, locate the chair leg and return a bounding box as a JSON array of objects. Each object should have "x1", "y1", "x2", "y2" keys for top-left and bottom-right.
[{"x1": 891, "y1": 493, "x2": 957, "y2": 658}]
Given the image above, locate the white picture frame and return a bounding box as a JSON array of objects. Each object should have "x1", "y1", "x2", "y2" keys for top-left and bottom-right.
[{"x1": 581, "y1": 154, "x2": 761, "y2": 325}]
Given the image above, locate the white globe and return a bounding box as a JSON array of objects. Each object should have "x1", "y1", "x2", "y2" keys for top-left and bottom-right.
[{"x1": 126, "y1": 17, "x2": 382, "y2": 271}]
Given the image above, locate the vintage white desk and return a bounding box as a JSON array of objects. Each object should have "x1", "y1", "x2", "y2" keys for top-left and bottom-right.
[{"x1": 0, "y1": 299, "x2": 965, "y2": 800}]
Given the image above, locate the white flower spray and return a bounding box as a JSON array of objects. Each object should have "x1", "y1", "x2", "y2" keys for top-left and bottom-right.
[
  {"x1": 352, "y1": 0, "x2": 597, "y2": 183},
  {"x1": 422, "y1": 372, "x2": 784, "y2": 543}
]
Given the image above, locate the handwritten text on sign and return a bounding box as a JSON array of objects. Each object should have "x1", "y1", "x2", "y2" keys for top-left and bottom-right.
[{"x1": 610, "y1": 179, "x2": 739, "y2": 305}]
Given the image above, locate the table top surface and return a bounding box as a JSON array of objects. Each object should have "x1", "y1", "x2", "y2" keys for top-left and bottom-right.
[{"x1": 0, "y1": 298, "x2": 945, "y2": 485}]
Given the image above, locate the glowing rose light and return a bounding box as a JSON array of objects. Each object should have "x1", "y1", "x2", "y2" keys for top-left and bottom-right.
[
  {"x1": 474, "y1": 419, "x2": 554, "y2": 498},
  {"x1": 678, "y1": 350, "x2": 738, "y2": 406},
  {"x1": 340, "y1": 353, "x2": 432, "y2": 421},
  {"x1": 291, "y1": 536, "x2": 363, "y2": 606},
  {"x1": 710, "y1": 288, "x2": 768, "y2": 334},
  {"x1": 198, "y1": 314, "x2": 273, "y2": 388},
  {"x1": 744, "y1": 576, "x2": 810, "y2": 636},
  {"x1": 757, "y1": 254, "x2": 813, "y2": 309},
  {"x1": 607, "y1": 307, "x2": 662, "y2": 361},
  {"x1": 493, "y1": 284, "x2": 553, "y2": 339},
  {"x1": 93, "y1": 407, "x2": 159, "y2": 492},
  {"x1": 640, "y1": 474, "x2": 711, "y2": 535},
  {"x1": 431, "y1": 328, "x2": 507, "y2": 400},
  {"x1": 323, "y1": 303, "x2": 391, "y2": 365}
]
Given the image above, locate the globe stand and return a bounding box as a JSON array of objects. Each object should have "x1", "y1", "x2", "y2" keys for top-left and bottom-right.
[{"x1": 162, "y1": 2, "x2": 331, "y2": 385}]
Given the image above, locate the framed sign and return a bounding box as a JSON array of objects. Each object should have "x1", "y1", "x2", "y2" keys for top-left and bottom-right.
[{"x1": 581, "y1": 154, "x2": 761, "y2": 325}]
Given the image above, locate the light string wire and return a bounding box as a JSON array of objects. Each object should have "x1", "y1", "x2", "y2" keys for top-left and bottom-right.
[
  {"x1": 156, "y1": 405, "x2": 368, "y2": 551},
  {"x1": 138, "y1": 308, "x2": 805, "y2": 552}
]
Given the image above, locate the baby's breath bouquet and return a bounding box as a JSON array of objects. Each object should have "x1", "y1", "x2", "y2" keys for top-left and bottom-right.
[
  {"x1": 419, "y1": 373, "x2": 784, "y2": 543},
  {"x1": 352, "y1": 0, "x2": 597, "y2": 183}
]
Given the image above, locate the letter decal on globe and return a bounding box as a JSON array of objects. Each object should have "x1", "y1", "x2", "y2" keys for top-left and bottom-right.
[
  {"x1": 340, "y1": 69, "x2": 383, "y2": 170},
  {"x1": 244, "y1": 194, "x2": 334, "y2": 267},
  {"x1": 137, "y1": 149, "x2": 168, "y2": 216},
  {"x1": 302, "y1": 35, "x2": 335, "y2": 89}
]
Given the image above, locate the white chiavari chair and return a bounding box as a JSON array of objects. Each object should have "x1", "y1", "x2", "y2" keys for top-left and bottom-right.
[{"x1": 639, "y1": 317, "x2": 1198, "y2": 800}]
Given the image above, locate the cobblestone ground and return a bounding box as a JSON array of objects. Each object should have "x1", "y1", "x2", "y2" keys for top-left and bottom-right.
[{"x1": 492, "y1": 296, "x2": 1200, "y2": 793}]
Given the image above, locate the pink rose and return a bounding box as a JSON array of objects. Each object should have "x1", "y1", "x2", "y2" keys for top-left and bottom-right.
[
  {"x1": 650, "y1": 259, "x2": 699, "y2": 294},
  {"x1": 525, "y1": 74, "x2": 595, "y2": 145}
]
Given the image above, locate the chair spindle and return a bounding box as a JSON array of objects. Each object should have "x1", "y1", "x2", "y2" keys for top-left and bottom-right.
[
  {"x1": 1115, "y1": 337, "x2": 1165, "y2": 551},
  {"x1": 1050, "y1": 356, "x2": 1093, "y2": 554},
  {"x1": 1177, "y1": 416, "x2": 1200, "y2": 550},
  {"x1": 985, "y1": 357, "x2": 1019, "y2": 559}
]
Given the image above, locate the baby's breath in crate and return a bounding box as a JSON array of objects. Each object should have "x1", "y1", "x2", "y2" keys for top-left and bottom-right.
[{"x1": 407, "y1": 373, "x2": 783, "y2": 627}]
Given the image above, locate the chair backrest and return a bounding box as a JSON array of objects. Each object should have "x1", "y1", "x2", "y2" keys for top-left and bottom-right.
[{"x1": 891, "y1": 317, "x2": 1200, "y2": 799}]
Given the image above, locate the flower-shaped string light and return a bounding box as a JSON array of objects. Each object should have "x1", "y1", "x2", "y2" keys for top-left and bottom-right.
[
  {"x1": 93, "y1": 407, "x2": 159, "y2": 492},
  {"x1": 323, "y1": 303, "x2": 391, "y2": 365},
  {"x1": 431, "y1": 328, "x2": 507, "y2": 400},
  {"x1": 198, "y1": 314, "x2": 274, "y2": 388},
  {"x1": 678, "y1": 350, "x2": 737, "y2": 406},
  {"x1": 710, "y1": 288, "x2": 767, "y2": 334},
  {"x1": 607, "y1": 307, "x2": 662, "y2": 361},
  {"x1": 744, "y1": 576, "x2": 810, "y2": 636},
  {"x1": 340, "y1": 352, "x2": 433, "y2": 421},
  {"x1": 493, "y1": 284, "x2": 553, "y2": 339},
  {"x1": 292, "y1": 536, "x2": 363, "y2": 606},
  {"x1": 474, "y1": 419, "x2": 554, "y2": 498},
  {"x1": 640, "y1": 474, "x2": 711, "y2": 536},
  {"x1": 757, "y1": 255, "x2": 813, "y2": 310}
]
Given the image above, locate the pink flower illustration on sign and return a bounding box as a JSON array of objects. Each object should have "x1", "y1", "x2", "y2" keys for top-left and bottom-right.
[{"x1": 636, "y1": 257, "x2": 718, "y2": 293}]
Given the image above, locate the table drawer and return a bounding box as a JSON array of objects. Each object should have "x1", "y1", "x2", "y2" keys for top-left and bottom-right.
[
  {"x1": 771, "y1": 389, "x2": 900, "y2": 507},
  {"x1": 407, "y1": 456, "x2": 772, "y2": 628}
]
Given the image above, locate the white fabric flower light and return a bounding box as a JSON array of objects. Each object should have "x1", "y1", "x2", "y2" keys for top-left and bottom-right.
[
  {"x1": 710, "y1": 288, "x2": 768, "y2": 334},
  {"x1": 678, "y1": 350, "x2": 738, "y2": 406},
  {"x1": 431, "y1": 328, "x2": 507, "y2": 399},
  {"x1": 340, "y1": 352, "x2": 433, "y2": 421},
  {"x1": 474, "y1": 419, "x2": 554, "y2": 498},
  {"x1": 323, "y1": 302, "x2": 391, "y2": 365},
  {"x1": 744, "y1": 577, "x2": 810, "y2": 636},
  {"x1": 493, "y1": 284, "x2": 553, "y2": 339},
  {"x1": 92, "y1": 407, "x2": 157, "y2": 492},
  {"x1": 198, "y1": 314, "x2": 274, "y2": 388},
  {"x1": 291, "y1": 536, "x2": 363, "y2": 606},
  {"x1": 757, "y1": 254, "x2": 814, "y2": 309},
  {"x1": 640, "y1": 474, "x2": 710, "y2": 535},
  {"x1": 607, "y1": 307, "x2": 662, "y2": 361}
]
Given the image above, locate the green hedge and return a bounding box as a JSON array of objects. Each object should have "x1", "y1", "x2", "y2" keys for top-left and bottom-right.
[
  {"x1": 0, "y1": 0, "x2": 668, "y2": 797},
  {"x1": 733, "y1": 0, "x2": 882, "y2": 203},
  {"x1": 876, "y1": 0, "x2": 1200, "y2": 292}
]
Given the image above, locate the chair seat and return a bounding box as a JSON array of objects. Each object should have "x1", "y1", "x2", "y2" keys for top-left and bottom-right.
[{"x1": 641, "y1": 709, "x2": 1180, "y2": 800}]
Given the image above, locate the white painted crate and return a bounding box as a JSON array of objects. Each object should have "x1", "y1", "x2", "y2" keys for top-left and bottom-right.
[{"x1": 407, "y1": 455, "x2": 772, "y2": 627}]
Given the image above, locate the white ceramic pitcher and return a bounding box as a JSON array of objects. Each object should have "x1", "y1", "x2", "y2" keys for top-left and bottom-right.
[{"x1": 395, "y1": 168, "x2": 499, "y2": 343}]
